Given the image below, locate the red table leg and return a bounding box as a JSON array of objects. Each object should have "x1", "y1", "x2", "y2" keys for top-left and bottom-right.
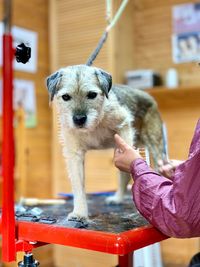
[{"x1": 118, "y1": 252, "x2": 133, "y2": 267}]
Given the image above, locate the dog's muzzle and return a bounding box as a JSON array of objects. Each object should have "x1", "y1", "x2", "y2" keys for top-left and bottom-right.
[{"x1": 73, "y1": 114, "x2": 87, "y2": 127}]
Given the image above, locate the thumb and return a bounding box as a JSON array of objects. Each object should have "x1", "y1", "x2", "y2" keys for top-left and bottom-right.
[{"x1": 114, "y1": 134, "x2": 129, "y2": 151}]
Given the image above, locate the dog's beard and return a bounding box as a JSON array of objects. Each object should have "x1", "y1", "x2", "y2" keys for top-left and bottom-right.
[{"x1": 82, "y1": 109, "x2": 102, "y2": 131}]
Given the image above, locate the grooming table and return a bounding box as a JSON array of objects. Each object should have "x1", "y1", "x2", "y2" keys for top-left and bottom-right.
[{"x1": 0, "y1": 193, "x2": 168, "y2": 266}]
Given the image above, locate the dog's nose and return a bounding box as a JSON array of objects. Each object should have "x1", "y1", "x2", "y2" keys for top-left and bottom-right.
[{"x1": 73, "y1": 114, "x2": 87, "y2": 126}]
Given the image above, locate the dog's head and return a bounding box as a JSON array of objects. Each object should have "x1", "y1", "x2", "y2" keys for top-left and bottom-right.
[{"x1": 46, "y1": 65, "x2": 112, "y2": 130}]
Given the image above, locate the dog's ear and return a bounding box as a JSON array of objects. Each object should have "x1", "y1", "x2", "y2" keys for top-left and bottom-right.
[
  {"x1": 95, "y1": 69, "x2": 112, "y2": 98},
  {"x1": 46, "y1": 71, "x2": 62, "y2": 102}
]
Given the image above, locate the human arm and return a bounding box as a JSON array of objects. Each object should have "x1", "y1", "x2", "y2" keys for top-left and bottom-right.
[{"x1": 132, "y1": 151, "x2": 200, "y2": 238}]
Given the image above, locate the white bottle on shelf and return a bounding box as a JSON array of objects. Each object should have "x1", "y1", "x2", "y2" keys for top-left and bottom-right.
[{"x1": 166, "y1": 68, "x2": 179, "y2": 88}]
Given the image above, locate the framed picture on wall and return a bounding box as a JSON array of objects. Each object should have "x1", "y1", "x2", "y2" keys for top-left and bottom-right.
[
  {"x1": 0, "y1": 79, "x2": 37, "y2": 128},
  {"x1": 173, "y1": 3, "x2": 200, "y2": 34},
  {"x1": 172, "y1": 31, "x2": 200, "y2": 63},
  {"x1": 172, "y1": 2, "x2": 200, "y2": 63}
]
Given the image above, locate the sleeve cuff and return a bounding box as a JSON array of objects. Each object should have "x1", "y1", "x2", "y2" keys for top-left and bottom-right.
[
  {"x1": 130, "y1": 158, "x2": 158, "y2": 179},
  {"x1": 130, "y1": 158, "x2": 148, "y2": 177}
]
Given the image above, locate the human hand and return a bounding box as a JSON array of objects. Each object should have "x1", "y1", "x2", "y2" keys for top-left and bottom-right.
[
  {"x1": 157, "y1": 159, "x2": 183, "y2": 179},
  {"x1": 113, "y1": 134, "x2": 142, "y2": 173}
]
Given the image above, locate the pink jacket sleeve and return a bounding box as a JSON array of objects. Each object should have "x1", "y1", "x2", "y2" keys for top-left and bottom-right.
[{"x1": 131, "y1": 119, "x2": 200, "y2": 238}]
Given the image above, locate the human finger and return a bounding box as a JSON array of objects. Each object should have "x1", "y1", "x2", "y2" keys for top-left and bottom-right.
[
  {"x1": 114, "y1": 147, "x2": 122, "y2": 158},
  {"x1": 114, "y1": 134, "x2": 129, "y2": 151}
]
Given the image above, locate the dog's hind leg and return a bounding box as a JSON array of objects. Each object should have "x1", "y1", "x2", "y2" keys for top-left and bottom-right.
[{"x1": 106, "y1": 171, "x2": 131, "y2": 204}]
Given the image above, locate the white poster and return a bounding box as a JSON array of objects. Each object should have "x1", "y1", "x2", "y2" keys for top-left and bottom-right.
[
  {"x1": 172, "y1": 3, "x2": 200, "y2": 63},
  {"x1": 173, "y1": 3, "x2": 200, "y2": 34},
  {"x1": 0, "y1": 79, "x2": 37, "y2": 128},
  {"x1": 172, "y1": 32, "x2": 200, "y2": 63},
  {"x1": 0, "y1": 22, "x2": 38, "y2": 73}
]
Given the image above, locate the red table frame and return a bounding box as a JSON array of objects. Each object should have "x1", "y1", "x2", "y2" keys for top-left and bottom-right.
[{"x1": 0, "y1": 217, "x2": 168, "y2": 266}]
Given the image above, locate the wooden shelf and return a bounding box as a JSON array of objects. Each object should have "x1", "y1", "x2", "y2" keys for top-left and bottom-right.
[
  {"x1": 145, "y1": 86, "x2": 200, "y2": 109},
  {"x1": 147, "y1": 85, "x2": 200, "y2": 93}
]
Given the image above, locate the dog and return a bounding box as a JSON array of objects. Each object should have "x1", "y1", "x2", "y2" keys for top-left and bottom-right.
[{"x1": 46, "y1": 64, "x2": 165, "y2": 221}]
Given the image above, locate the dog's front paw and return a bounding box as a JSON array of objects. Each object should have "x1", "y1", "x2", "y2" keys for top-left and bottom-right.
[
  {"x1": 66, "y1": 212, "x2": 89, "y2": 229},
  {"x1": 67, "y1": 212, "x2": 88, "y2": 222},
  {"x1": 105, "y1": 194, "x2": 123, "y2": 205}
]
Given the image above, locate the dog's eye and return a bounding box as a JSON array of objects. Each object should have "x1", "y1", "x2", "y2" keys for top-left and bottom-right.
[
  {"x1": 87, "y1": 92, "x2": 97, "y2": 99},
  {"x1": 62, "y1": 94, "x2": 71, "y2": 101}
]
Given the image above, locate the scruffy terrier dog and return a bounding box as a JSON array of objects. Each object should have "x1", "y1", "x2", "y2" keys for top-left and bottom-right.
[{"x1": 46, "y1": 65, "x2": 164, "y2": 222}]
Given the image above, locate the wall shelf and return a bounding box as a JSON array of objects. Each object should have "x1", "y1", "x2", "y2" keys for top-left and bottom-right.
[{"x1": 146, "y1": 86, "x2": 200, "y2": 109}]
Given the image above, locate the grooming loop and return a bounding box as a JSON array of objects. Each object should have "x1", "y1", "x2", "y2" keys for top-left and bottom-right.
[{"x1": 86, "y1": 0, "x2": 129, "y2": 66}]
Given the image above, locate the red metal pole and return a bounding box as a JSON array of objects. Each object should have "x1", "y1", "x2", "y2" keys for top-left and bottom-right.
[
  {"x1": 2, "y1": 33, "x2": 15, "y2": 262},
  {"x1": 2, "y1": 0, "x2": 16, "y2": 261}
]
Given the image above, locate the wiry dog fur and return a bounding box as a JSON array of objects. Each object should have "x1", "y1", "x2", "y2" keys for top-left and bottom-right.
[{"x1": 46, "y1": 65, "x2": 164, "y2": 221}]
